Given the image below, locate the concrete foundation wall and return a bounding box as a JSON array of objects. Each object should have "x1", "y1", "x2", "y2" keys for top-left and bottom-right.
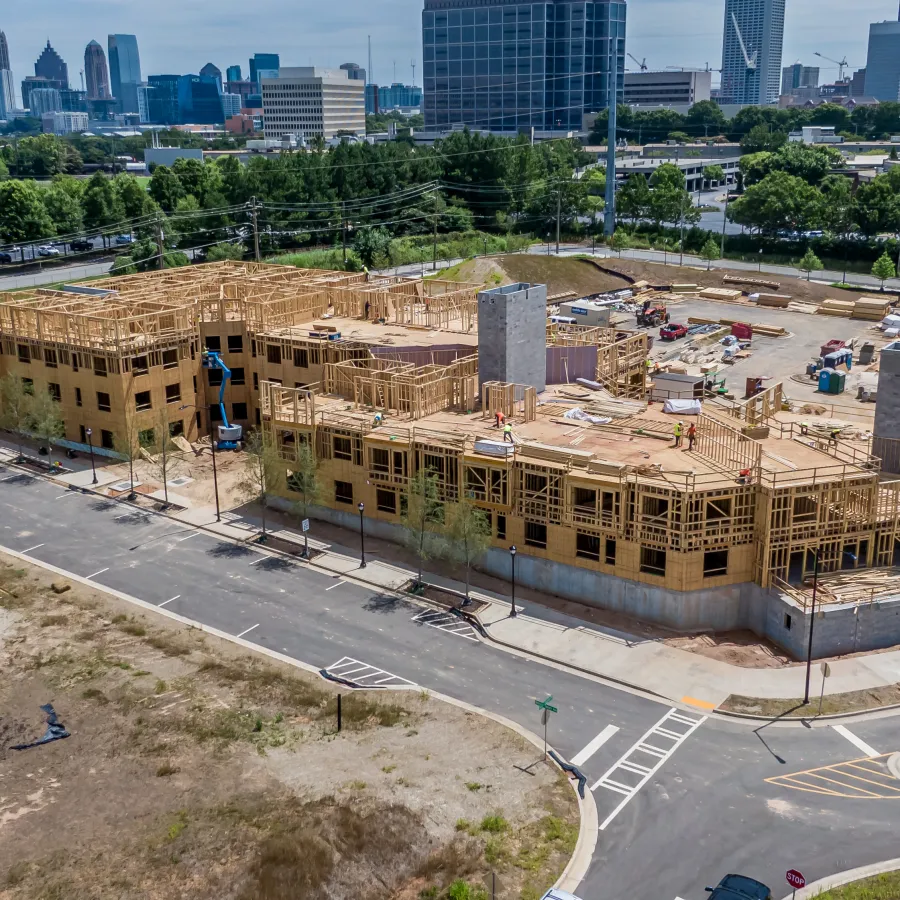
[
  {"x1": 280, "y1": 497, "x2": 900, "y2": 659},
  {"x1": 874, "y1": 340, "x2": 900, "y2": 474}
]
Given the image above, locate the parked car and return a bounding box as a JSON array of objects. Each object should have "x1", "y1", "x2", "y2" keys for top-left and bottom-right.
[
  {"x1": 0, "y1": 251, "x2": 13, "y2": 264},
  {"x1": 115, "y1": 234, "x2": 134, "y2": 245},
  {"x1": 70, "y1": 239, "x2": 93, "y2": 252},
  {"x1": 706, "y1": 874, "x2": 772, "y2": 900},
  {"x1": 37, "y1": 245, "x2": 61, "y2": 257},
  {"x1": 660, "y1": 323, "x2": 688, "y2": 341}
]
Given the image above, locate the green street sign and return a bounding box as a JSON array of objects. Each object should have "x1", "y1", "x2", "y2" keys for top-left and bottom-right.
[{"x1": 535, "y1": 695, "x2": 558, "y2": 714}]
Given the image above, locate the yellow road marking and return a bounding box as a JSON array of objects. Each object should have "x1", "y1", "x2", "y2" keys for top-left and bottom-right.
[
  {"x1": 682, "y1": 696, "x2": 717, "y2": 710},
  {"x1": 767, "y1": 753, "x2": 900, "y2": 800}
]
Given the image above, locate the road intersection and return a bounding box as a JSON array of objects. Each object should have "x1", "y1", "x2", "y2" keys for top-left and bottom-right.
[{"x1": 2, "y1": 464, "x2": 899, "y2": 900}]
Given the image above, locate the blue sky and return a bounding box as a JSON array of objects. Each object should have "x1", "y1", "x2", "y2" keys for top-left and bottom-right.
[{"x1": 2, "y1": 0, "x2": 895, "y2": 98}]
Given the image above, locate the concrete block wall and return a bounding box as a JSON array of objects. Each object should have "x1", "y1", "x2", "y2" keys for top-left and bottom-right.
[
  {"x1": 873, "y1": 340, "x2": 900, "y2": 474},
  {"x1": 477, "y1": 282, "x2": 547, "y2": 394}
]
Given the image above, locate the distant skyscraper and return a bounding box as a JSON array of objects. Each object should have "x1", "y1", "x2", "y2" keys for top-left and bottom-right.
[
  {"x1": 781, "y1": 62, "x2": 818, "y2": 94},
  {"x1": 146, "y1": 74, "x2": 180, "y2": 124},
  {"x1": 0, "y1": 31, "x2": 10, "y2": 70},
  {"x1": 226, "y1": 65, "x2": 242, "y2": 83},
  {"x1": 865, "y1": 18, "x2": 900, "y2": 101},
  {"x1": 422, "y1": 0, "x2": 625, "y2": 131},
  {"x1": 84, "y1": 40, "x2": 111, "y2": 100},
  {"x1": 0, "y1": 31, "x2": 14, "y2": 117},
  {"x1": 720, "y1": 0, "x2": 785, "y2": 105},
  {"x1": 108, "y1": 34, "x2": 142, "y2": 113},
  {"x1": 34, "y1": 40, "x2": 69, "y2": 88},
  {"x1": 29, "y1": 87, "x2": 62, "y2": 116},
  {"x1": 200, "y1": 62, "x2": 223, "y2": 93},
  {"x1": 249, "y1": 53, "x2": 280, "y2": 89},
  {"x1": 178, "y1": 74, "x2": 225, "y2": 124},
  {"x1": 340, "y1": 62, "x2": 367, "y2": 83}
]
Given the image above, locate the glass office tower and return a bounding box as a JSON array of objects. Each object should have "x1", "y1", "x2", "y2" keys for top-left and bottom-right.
[{"x1": 422, "y1": 0, "x2": 625, "y2": 131}]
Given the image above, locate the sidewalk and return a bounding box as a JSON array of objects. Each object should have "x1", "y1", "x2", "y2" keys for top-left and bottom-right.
[{"x1": 4, "y1": 440, "x2": 900, "y2": 712}]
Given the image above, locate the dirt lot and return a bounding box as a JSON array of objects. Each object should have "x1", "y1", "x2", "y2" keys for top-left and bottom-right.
[{"x1": 0, "y1": 556, "x2": 578, "y2": 900}]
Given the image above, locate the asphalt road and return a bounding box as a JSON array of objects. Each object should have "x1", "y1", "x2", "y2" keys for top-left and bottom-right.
[{"x1": 2, "y1": 466, "x2": 899, "y2": 900}]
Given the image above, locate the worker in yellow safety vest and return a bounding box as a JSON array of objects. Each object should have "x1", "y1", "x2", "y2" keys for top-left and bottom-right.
[
  {"x1": 503, "y1": 423, "x2": 514, "y2": 443},
  {"x1": 673, "y1": 421, "x2": 683, "y2": 448}
]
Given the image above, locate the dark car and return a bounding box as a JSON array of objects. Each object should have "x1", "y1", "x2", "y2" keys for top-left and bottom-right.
[
  {"x1": 0, "y1": 251, "x2": 13, "y2": 264},
  {"x1": 70, "y1": 239, "x2": 93, "y2": 252},
  {"x1": 706, "y1": 874, "x2": 772, "y2": 900},
  {"x1": 660, "y1": 323, "x2": 688, "y2": 341}
]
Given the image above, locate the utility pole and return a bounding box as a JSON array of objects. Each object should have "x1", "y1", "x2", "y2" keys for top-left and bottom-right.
[
  {"x1": 250, "y1": 197, "x2": 261, "y2": 262},
  {"x1": 679, "y1": 190, "x2": 687, "y2": 266},
  {"x1": 341, "y1": 201, "x2": 347, "y2": 265},
  {"x1": 155, "y1": 212, "x2": 165, "y2": 271},
  {"x1": 555, "y1": 184, "x2": 562, "y2": 255},
  {"x1": 721, "y1": 186, "x2": 730, "y2": 259},
  {"x1": 432, "y1": 188, "x2": 439, "y2": 271},
  {"x1": 603, "y1": 36, "x2": 618, "y2": 237}
]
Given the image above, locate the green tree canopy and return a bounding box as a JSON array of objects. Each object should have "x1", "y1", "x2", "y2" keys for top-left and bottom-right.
[
  {"x1": 872, "y1": 252, "x2": 897, "y2": 289},
  {"x1": 0, "y1": 179, "x2": 54, "y2": 242},
  {"x1": 798, "y1": 248, "x2": 824, "y2": 281},
  {"x1": 728, "y1": 171, "x2": 823, "y2": 235}
]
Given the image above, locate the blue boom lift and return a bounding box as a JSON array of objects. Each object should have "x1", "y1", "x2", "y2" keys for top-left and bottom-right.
[{"x1": 201, "y1": 350, "x2": 243, "y2": 450}]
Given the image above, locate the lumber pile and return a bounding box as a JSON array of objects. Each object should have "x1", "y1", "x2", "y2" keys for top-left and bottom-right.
[
  {"x1": 700, "y1": 287, "x2": 743, "y2": 302},
  {"x1": 852, "y1": 296, "x2": 891, "y2": 321},
  {"x1": 808, "y1": 567, "x2": 900, "y2": 605},
  {"x1": 818, "y1": 299, "x2": 854, "y2": 317},
  {"x1": 670, "y1": 284, "x2": 699, "y2": 293},
  {"x1": 752, "y1": 323, "x2": 787, "y2": 337},
  {"x1": 724, "y1": 274, "x2": 781, "y2": 290},
  {"x1": 756, "y1": 293, "x2": 790, "y2": 308}
]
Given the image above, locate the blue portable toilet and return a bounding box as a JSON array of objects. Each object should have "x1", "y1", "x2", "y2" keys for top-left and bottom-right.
[{"x1": 819, "y1": 368, "x2": 834, "y2": 393}]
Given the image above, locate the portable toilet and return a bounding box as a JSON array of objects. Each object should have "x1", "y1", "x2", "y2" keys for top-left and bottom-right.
[
  {"x1": 830, "y1": 370, "x2": 846, "y2": 394},
  {"x1": 819, "y1": 368, "x2": 835, "y2": 393}
]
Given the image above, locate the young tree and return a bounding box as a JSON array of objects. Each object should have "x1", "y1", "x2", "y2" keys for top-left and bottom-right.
[
  {"x1": 114, "y1": 415, "x2": 143, "y2": 501},
  {"x1": 798, "y1": 248, "x2": 824, "y2": 281},
  {"x1": 702, "y1": 165, "x2": 725, "y2": 190},
  {"x1": 609, "y1": 229, "x2": 630, "y2": 257},
  {"x1": 27, "y1": 387, "x2": 64, "y2": 471},
  {"x1": 444, "y1": 499, "x2": 492, "y2": 605},
  {"x1": 700, "y1": 238, "x2": 721, "y2": 270},
  {"x1": 353, "y1": 226, "x2": 393, "y2": 268},
  {"x1": 0, "y1": 373, "x2": 33, "y2": 460},
  {"x1": 286, "y1": 440, "x2": 320, "y2": 558},
  {"x1": 140, "y1": 408, "x2": 183, "y2": 506},
  {"x1": 401, "y1": 468, "x2": 443, "y2": 590},
  {"x1": 236, "y1": 430, "x2": 284, "y2": 539},
  {"x1": 872, "y1": 252, "x2": 897, "y2": 290}
]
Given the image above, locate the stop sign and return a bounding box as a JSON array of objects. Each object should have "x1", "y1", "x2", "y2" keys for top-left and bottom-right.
[{"x1": 786, "y1": 870, "x2": 806, "y2": 889}]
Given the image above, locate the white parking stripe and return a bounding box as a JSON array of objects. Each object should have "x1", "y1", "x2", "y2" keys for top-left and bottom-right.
[
  {"x1": 235, "y1": 623, "x2": 259, "y2": 639},
  {"x1": 833, "y1": 724, "x2": 879, "y2": 758},
  {"x1": 21, "y1": 544, "x2": 44, "y2": 553},
  {"x1": 85, "y1": 568, "x2": 109, "y2": 579},
  {"x1": 592, "y1": 708, "x2": 706, "y2": 830},
  {"x1": 158, "y1": 595, "x2": 180, "y2": 608},
  {"x1": 176, "y1": 532, "x2": 200, "y2": 542},
  {"x1": 325, "y1": 580, "x2": 346, "y2": 591},
  {"x1": 571, "y1": 725, "x2": 620, "y2": 767}
]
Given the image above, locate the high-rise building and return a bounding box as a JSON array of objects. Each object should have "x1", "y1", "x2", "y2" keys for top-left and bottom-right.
[
  {"x1": 29, "y1": 88, "x2": 63, "y2": 116},
  {"x1": 226, "y1": 79, "x2": 255, "y2": 103},
  {"x1": 377, "y1": 83, "x2": 424, "y2": 110},
  {"x1": 850, "y1": 67, "x2": 867, "y2": 97},
  {"x1": 422, "y1": 0, "x2": 625, "y2": 131},
  {"x1": 146, "y1": 74, "x2": 180, "y2": 125},
  {"x1": 864, "y1": 18, "x2": 900, "y2": 101},
  {"x1": 624, "y1": 70, "x2": 712, "y2": 106},
  {"x1": 0, "y1": 69, "x2": 15, "y2": 119},
  {"x1": 84, "y1": 40, "x2": 111, "y2": 100},
  {"x1": 222, "y1": 92, "x2": 242, "y2": 118},
  {"x1": 60, "y1": 89, "x2": 88, "y2": 113},
  {"x1": 249, "y1": 53, "x2": 280, "y2": 90},
  {"x1": 108, "y1": 34, "x2": 142, "y2": 113},
  {"x1": 0, "y1": 31, "x2": 10, "y2": 70},
  {"x1": 22, "y1": 76, "x2": 62, "y2": 110},
  {"x1": 781, "y1": 62, "x2": 818, "y2": 95},
  {"x1": 226, "y1": 65, "x2": 242, "y2": 83},
  {"x1": 720, "y1": 0, "x2": 785, "y2": 105},
  {"x1": 42, "y1": 110, "x2": 89, "y2": 134},
  {"x1": 34, "y1": 40, "x2": 69, "y2": 88},
  {"x1": 340, "y1": 62, "x2": 367, "y2": 83},
  {"x1": 261, "y1": 67, "x2": 365, "y2": 139},
  {"x1": 178, "y1": 74, "x2": 225, "y2": 124},
  {"x1": 200, "y1": 63, "x2": 223, "y2": 93}
]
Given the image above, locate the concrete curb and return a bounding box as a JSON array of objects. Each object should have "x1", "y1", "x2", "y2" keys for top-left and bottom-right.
[
  {"x1": 0, "y1": 541, "x2": 597, "y2": 896},
  {"x1": 715, "y1": 702, "x2": 900, "y2": 723},
  {"x1": 780, "y1": 857, "x2": 900, "y2": 900}
]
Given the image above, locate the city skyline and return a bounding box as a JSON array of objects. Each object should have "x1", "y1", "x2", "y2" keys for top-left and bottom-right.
[{"x1": 0, "y1": 0, "x2": 893, "y2": 102}]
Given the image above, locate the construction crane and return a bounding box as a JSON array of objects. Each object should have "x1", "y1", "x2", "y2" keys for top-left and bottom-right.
[
  {"x1": 731, "y1": 12, "x2": 758, "y2": 71},
  {"x1": 627, "y1": 53, "x2": 648, "y2": 72},
  {"x1": 814, "y1": 51, "x2": 850, "y2": 82}
]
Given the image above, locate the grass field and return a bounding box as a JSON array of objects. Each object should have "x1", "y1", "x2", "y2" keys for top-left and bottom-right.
[{"x1": 815, "y1": 870, "x2": 900, "y2": 900}]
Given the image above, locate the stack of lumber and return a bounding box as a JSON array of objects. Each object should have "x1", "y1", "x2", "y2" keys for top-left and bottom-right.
[
  {"x1": 724, "y1": 275, "x2": 781, "y2": 290},
  {"x1": 808, "y1": 568, "x2": 900, "y2": 605},
  {"x1": 632, "y1": 280, "x2": 652, "y2": 293},
  {"x1": 752, "y1": 323, "x2": 787, "y2": 337},
  {"x1": 700, "y1": 287, "x2": 743, "y2": 302},
  {"x1": 583, "y1": 395, "x2": 648, "y2": 419},
  {"x1": 670, "y1": 283, "x2": 699, "y2": 293},
  {"x1": 756, "y1": 293, "x2": 790, "y2": 308},
  {"x1": 818, "y1": 298, "x2": 854, "y2": 317},
  {"x1": 852, "y1": 296, "x2": 891, "y2": 320}
]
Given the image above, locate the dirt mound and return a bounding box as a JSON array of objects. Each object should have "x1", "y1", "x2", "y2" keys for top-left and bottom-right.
[{"x1": 499, "y1": 254, "x2": 631, "y2": 297}]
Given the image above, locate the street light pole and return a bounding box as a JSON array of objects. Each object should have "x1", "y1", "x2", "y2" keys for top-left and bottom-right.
[
  {"x1": 803, "y1": 547, "x2": 820, "y2": 705},
  {"x1": 509, "y1": 545, "x2": 517, "y2": 618},
  {"x1": 86, "y1": 427, "x2": 97, "y2": 485},
  {"x1": 358, "y1": 502, "x2": 367, "y2": 567}
]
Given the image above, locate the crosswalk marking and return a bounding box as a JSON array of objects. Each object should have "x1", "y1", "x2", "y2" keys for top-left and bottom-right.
[
  {"x1": 592, "y1": 707, "x2": 706, "y2": 830},
  {"x1": 571, "y1": 724, "x2": 620, "y2": 767},
  {"x1": 411, "y1": 609, "x2": 479, "y2": 642},
  {"x1": 324, "y1": 656, "x2": 417, "y2": 689}
]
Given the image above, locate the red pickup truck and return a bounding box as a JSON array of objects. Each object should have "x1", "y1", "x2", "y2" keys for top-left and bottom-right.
[{"x1": 660, "y1": 323, "x2": 688, "y2": 341}]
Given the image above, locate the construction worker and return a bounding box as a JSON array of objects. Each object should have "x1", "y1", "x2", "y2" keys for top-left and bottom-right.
[
  {"x1": 373, "y1": 412, "x2": 384, "y2": 428},
  {"x1": 800, "y1": 422, "x2": 810, "y2": 436},
  {"x1": 364, "y1": 299, "x2": 371, "y2": 320},
  {"x1": 495, "y1": 411, "x2": 505, "y2": 429},
  {"x1": 363, "y1": 266, "x2": 370, "y2": 283},
  {"x1": 830, "y1": 427, "x2": 840, "y2": 445},
  {"x1": 503, "y1": 422, "x2": 514, "y2": 443},
  {"x1": 673, "y1": 421, "x2": 683, "y2": 448},
  {"x1": 687, "y1": 422, "x2": 697, "y2": 451}
]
